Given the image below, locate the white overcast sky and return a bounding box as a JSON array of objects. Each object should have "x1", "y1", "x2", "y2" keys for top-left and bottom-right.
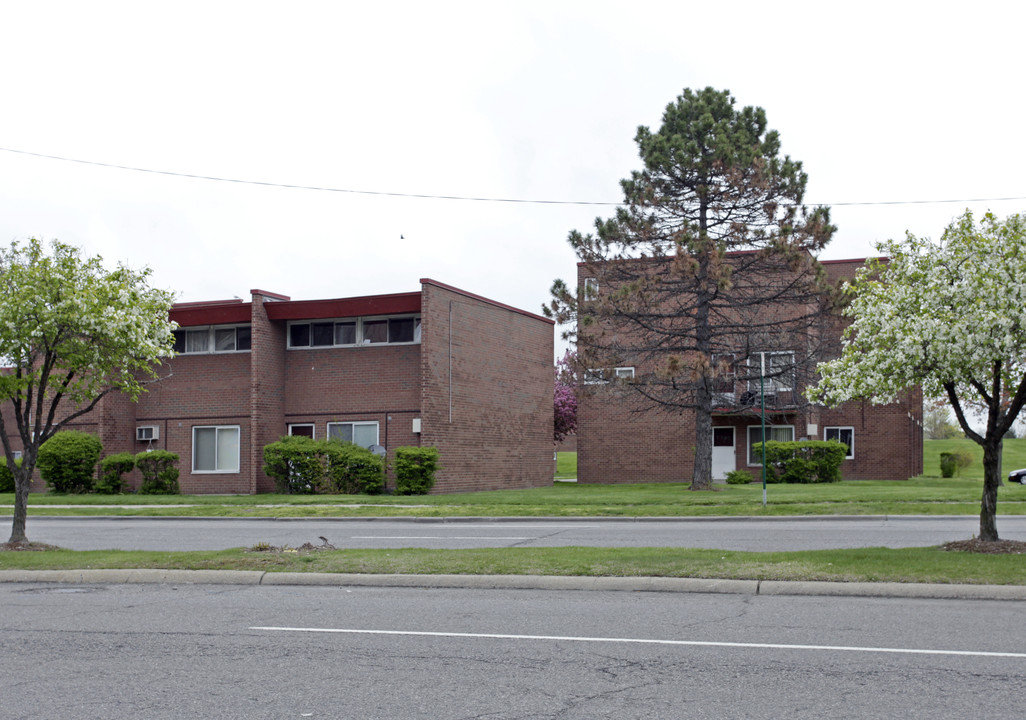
[{"x1": 2, "y1": 1, "x2": 1023, "y2": 356}]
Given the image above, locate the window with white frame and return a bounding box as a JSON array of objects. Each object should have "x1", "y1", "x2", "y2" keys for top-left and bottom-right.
[
  {"x1": 582, "y1": 277, "x2": 599, "y2": 301},
  {"x1": 747, "y1": 425, "x2": 795, "y2": 466},
  {"x1": 582, "y1": 367, "x2": 634, "y2": 384},
  {"x1": 824, "y1": 426, "x2": 854, "y2": 459},
  {"x1": 174, "y1": 326, "x2": 251, "y2": 354},
  {"x1": 711, "y1": 353, "x2": 736, "y2": 394},
  {"x1": 288, "y1": 424, "x2": 315, "y2": 439},
  {"x1": 326, "y1": 421, "x2": 379, "y2": 448},
  {"x1": 192, "y1": 425, "x2": 241, "y2": 473},
  {"x1": 288, "y1": 316, "x2": 421, "y2": 348},
  {"x1": 747, "y1": 351, "x2": 795, "y2": 393}
]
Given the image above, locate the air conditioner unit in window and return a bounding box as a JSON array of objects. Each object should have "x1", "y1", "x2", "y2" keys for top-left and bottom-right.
[{"x1": 136, "y1": 426, "x2": 159, "y2": 441}]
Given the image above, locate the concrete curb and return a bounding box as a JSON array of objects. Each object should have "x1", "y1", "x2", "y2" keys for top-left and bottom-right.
[
  {"x1": 2, "y1": 569, "x2": 1024, "y2": 600},
  {"x1": 0, "y1": 514, "x2": 988, "y2": 523}
]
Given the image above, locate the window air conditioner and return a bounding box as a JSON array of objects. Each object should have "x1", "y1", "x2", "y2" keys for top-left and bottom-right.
[{"x1": 136, "y1": 426, "x2": 159, "y2": 441}]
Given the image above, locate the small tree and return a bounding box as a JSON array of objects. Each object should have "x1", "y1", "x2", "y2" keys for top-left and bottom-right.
[
  {"x1": 924, "y1": 403, "x2": 962, "y2": 440},
  {"x1": 0, "y1": 239, "x2": 176, "y2": 541},
  {"x1": 36, "y1": 430, "x2": 103, "y2": 493},
  {"x1": 810, "y1": 211, "x2": 1026, "y2": 541},
  {"x1": 554, "y1": 350, "x2": 578, "y2": 443}
]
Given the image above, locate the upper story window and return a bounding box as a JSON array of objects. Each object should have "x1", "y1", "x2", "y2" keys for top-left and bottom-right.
[
  {"x1": 173, "y1": 325, "x2": 251, "y2": 354},
  {"x1": 582, "y1": 366, "x2": 635, "y2": 384},
  {"x1": 582, "y1": 277, "x2": 599, "y2": 301},
  {"x1": 288, "y1": 315, "x2": 421, "y2": 348},
  {"x1": 748, "y1": 351, "x2": 795, "y2": 392}
]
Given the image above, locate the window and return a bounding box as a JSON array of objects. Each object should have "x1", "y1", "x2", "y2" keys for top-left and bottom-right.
[
  {"x1": 288, "y1": 316, "x2": 421, "y2": 348},
  {"x1": 748, "y1": 352, "x2": 795, "y2": 392},
  {"x1": 583, "y1": 367, "x2": 634, "y2": 384},
  {"x1": 327, "y1": 421, "x2": 379, "y2": 448},
  {"x1": 711, "y1": 354, "x2": 735, "y2": 394},
  {"x1": 824, "y1": 426, "x2": 854, "y2": 459},
  {"x1": 12, "y1": 450, "x2": 22, "y2": 461},
  {"x1": 288, "y1": 424, "x2": 315, "y2": 438},
  {"x1": 174, "y1": 326, "x2": 251, "y2": 354},
  {"x1": 192, "y1": 426, "x2": 240, "y2": 473},
  {"x1": 582, "y1": 277, "x2": 599, "y2": 301},
  {"x1": 747, "y1": 425, "x2": 794, "y2": 466}
]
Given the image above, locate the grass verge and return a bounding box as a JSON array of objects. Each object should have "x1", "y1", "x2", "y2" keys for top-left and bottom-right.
[{"x1": 1, "y1": 545, "x2": 1023, "y2": 585}]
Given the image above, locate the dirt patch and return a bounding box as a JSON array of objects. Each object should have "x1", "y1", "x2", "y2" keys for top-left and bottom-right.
[
  {"x1": 942, "y1": 538, "x2": 1026, "y2": 554},
  {"x1": 0, "y1": 541, "x2": 62, "y2": 552},
  {"x1": 247, "y1": 537, "x2": 337, "y2": 553}
]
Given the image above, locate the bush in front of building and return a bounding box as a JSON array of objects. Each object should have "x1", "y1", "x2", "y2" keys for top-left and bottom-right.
[
  {"x1": 0, "y1": 457, "x2": 20, "y2": 493},
  {"x1": 263, "y1": 436, "x2": 324, "y2": 494},
  {"x1": 757, "y1": 440, "x2": 846, "y2": 484},
  {"x1": 37, "y1": 430, "x2": 104, "y2": 493},
  {"x1": 136, "y1": 450, "x2": 180, "y2": 494},
  {"x1": 725, "y1": 469, "x2": 754, "y2": 485},
  {"x1": 321, "y1": 441, "x2": 385, "y2": 495},
  {"x1": 394, "y1": 446, "x2": 440, "y2": 495},
  {"x1": 97, "y1": 453, "x2": 136, "y2": 494}
]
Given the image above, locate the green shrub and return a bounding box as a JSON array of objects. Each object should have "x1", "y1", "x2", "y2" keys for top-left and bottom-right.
[
  {"x1": 725, "y1": 469, "x2": 754, "y2": 485},
  {"x1": 37, "y1": 430, "x2": 103, "y2": 493},
  {"x1": 755, "y1": 440, "x2": 846, "y2": 484},
  {"x1": 321, "y1": 441, "x2": 385, "y2": 495},
  {"x1": 262, "y1": 436, "x2": 324, "y2": 494},
  {"x1": 97, "y1": 453, "x2": 135, "y2": 494},
  {"x1": 135, "y1": 450, "x2": 180, "y2": 494},
  {"x1": 394, "y1": 446, "x2": 440, "y2": 495},
  {"x1": 940, "y1": 450, "x2": 973, "y2": 477},
  {"x1": 0, "y1": 457, "x2": 20, "y2": 493}
]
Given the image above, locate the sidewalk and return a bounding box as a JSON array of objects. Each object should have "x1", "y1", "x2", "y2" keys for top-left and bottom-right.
[{"x1": 2, "y1": 568, "x2": 1025, "y2": 601}]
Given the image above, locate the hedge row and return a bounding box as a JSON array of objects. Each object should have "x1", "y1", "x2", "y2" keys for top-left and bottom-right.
[{"x1": 752, "y1": 440, "x2": 847, "y2": 484}]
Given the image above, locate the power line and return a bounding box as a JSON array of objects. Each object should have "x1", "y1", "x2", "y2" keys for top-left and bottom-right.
[{"x1": 2, "y1": 145, "x2": 1024, "y2": 209}]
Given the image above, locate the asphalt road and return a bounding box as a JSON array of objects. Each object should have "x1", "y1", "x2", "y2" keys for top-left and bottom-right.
[
  {"x1": 2, "y1": 581, "x2": 1023, "y2": 719},
  {"x1": 10, "y1": 515, "x2": 1026, "y2": 551}
]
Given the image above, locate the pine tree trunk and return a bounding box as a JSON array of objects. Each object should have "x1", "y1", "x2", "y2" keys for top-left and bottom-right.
[
  {"x1": 979, "y1": 440, "x2": 1001, "y2": 541},
  {"x1": 692, "y1": 403, "x2": 713, "y2": 490}
]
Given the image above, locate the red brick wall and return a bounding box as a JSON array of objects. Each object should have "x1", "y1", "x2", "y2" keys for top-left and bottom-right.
[{"x1": 419, "y1": 281, "x2": 554, "y2": 493}]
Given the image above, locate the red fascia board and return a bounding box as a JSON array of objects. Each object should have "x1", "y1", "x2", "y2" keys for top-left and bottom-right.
[
  {"x1": 170, "y1": 301, "x2": 252, "y2": 327},
  {"x1": 420, "y1": 278, "x2": 554, "y2": 325},
  {"x1": 264, "y1": 292, "x2": 422, "y2": 321}
]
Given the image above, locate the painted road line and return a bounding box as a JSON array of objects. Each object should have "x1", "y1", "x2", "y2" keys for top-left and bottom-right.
[{"x1": 250, "y1": 626, "x2": 1026, "y2": 660}]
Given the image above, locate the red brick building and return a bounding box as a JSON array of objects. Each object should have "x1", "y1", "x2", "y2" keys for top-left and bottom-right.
[
  {"x1": 576, "y1": 257, "x2": 924, "y2": 484},
  {"x1": 17, "y1": 279, "x2": 554, "y2": 494}
]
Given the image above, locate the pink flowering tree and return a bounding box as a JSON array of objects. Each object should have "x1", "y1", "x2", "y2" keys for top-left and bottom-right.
[{"x1": 554, "y1": 351, "x2": 578, "y2": 443}]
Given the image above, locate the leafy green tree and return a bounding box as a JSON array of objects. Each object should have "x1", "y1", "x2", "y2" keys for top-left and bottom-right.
[
  {"x1": 544, "y1": 87, "x2": 835, "y2": 490},
  {"x1": 923, "y1": 403, "x2": 962, "y2": 440},
  {"x1": 0, "y1": 239, "x2": 176, "y2": 542},
  {"x1": 810, "y1": 211, "x2": 1026, "y2": 541}
]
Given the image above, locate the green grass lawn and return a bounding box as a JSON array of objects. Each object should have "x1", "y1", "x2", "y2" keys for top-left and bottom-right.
[{"x1": 554, "y1": 451, "x2": 577, "y2": 479}]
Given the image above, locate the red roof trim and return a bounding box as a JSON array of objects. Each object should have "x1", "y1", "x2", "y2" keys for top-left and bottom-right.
[
  {"x1": 170, "y1": 302, "x2": 252, "y2": 327},
  {"x1": 420, "y1": 278, "x2": 554, "y2": 325},
  {"x1": 264, "y1": 292, "x2": 422, "y2": 321}
]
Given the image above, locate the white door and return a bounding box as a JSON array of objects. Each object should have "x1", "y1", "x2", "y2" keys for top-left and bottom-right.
[{"x1": 712, "y1": 427, "x2": 736, "y2": 481}]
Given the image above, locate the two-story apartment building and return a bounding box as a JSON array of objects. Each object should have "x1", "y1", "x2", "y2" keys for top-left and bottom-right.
[
  {"x1": 18, "y1": 279, "x2": 554, "y2": 494},
  {"x1": 575, "y1": 257, "x2": 924, "y2": 484}
]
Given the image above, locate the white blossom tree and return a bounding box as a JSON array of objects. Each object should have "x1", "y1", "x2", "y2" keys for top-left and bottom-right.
[
  {"x1": 0, "y1": 239, "x2": 176, "y2": 544},
  {"x1": 809, "y1": 211, "x2": 1026, "y2": 541}
]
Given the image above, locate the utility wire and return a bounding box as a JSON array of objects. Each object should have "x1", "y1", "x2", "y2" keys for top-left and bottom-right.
[{"x1": 2, "y1": 146, "x2": 1024, "y2": 209}]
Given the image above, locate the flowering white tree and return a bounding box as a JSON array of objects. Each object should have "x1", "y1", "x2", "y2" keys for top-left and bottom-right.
[
  {"x1": 0, "y1": 239, "x2": 176, "y2": 544},
  {"x1": 809, "y1": 211, "x2": 1026, "y2": 541}
]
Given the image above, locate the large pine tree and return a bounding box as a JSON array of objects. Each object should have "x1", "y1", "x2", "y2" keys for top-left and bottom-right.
[{"x1": 546, "y1": 87, "x2": 836, "y2": 490}]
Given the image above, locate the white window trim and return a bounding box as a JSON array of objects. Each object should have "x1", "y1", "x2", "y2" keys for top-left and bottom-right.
[
  {"x1": 287, "y1": 315, "x2": 422, "y2": 349},
  {"x1": 326, "y1": 421, "x2": 380, "y2": 448},
  {"x1": 582, "y1": 277, "x2": 599, "y2": 301},
  {"x1": 824, "y1": 426, "x2": 855, "y2": 459},
  {"x1": 747, "y1": 424, "x2": 795, "y2": 466},
  {"x1": 583, "y1": 367, "x2": 634, "y2": 384},
  {"x1": 288, "y1": 423, "x2": 315, "y2": 439},
  {"x1": 175, "y1": 325, "x2": 251, "y2": 355},
  {"x1": 192, "y1": 425, "x2": 241, "y2": 474}
]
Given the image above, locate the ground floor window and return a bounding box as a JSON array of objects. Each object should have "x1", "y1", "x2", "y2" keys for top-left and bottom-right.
[
  {"x1": 288, "y1": 424, "x2": 315, "y2": 438},
  {"x1": 193, "y1": 425, "x2": 241, "y2": 473},
  {"x1": 326, "y1": 421, "x2": 379, "y2": 448},
  {"x1": 824, "y1": 426, "x2": 854, "y2": 459},
  {"x1": 747, "y1": 425, "x2": 794, "y2": 466}
]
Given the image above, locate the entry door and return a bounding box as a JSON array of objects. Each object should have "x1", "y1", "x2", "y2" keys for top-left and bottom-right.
[{"x1": 712, "y1": 427, "x2": 736, "y2": 481}]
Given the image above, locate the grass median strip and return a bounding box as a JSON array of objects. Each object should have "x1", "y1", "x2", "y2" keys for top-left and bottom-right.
[{"x1": 1, "y1": 545, "x2": 1024, "y2": 586}]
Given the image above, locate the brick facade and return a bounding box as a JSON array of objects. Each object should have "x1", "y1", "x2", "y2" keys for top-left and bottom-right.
[
  {"x1": 12, "y1": 280, "x2": 554, "y2": 494},
  {"x1": 577, "y1": 257, "x2": 924, "y2": 484}
]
